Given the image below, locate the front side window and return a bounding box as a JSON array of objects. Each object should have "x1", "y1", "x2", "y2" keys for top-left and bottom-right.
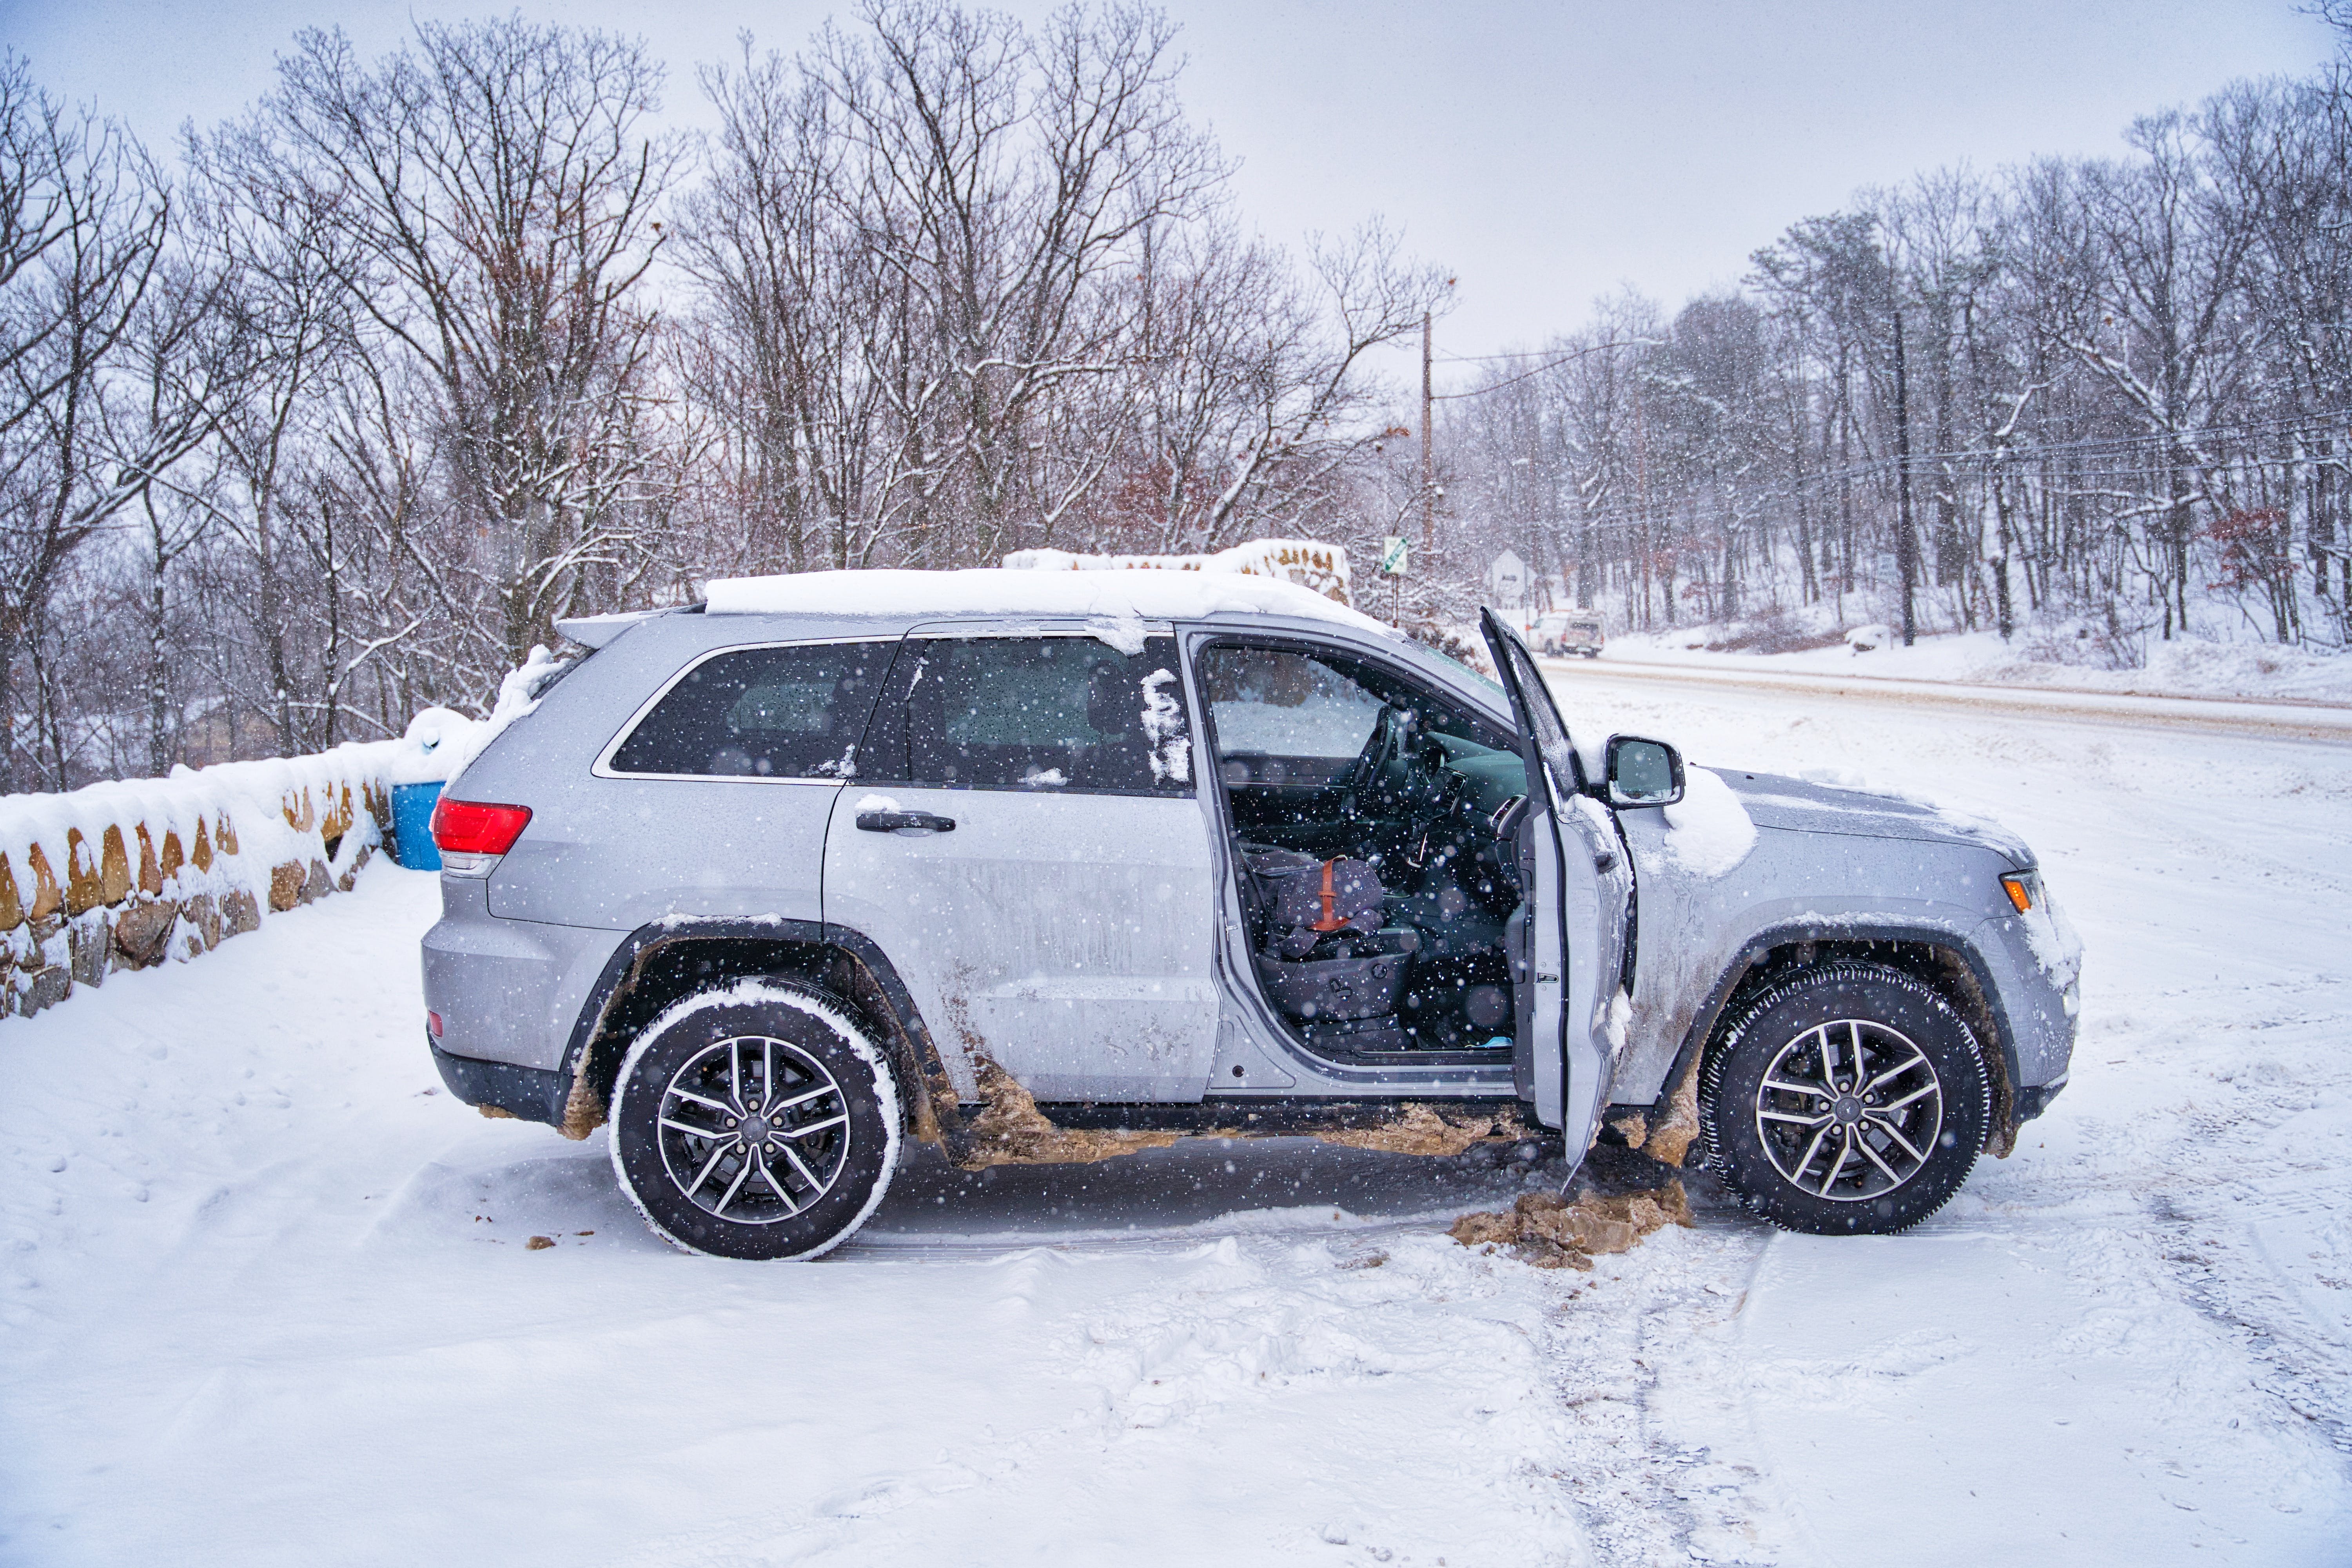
[
  {"x1": 1197, "y1": 646, "x2": 1388, "y2": 765},
  {"x1": 608, "y1": 641, "x2": 890, "y2": 779},
  {"x1": 865, "y1": 634, "x2": 1194, "y2": 794},
  {"x1": 1198, "y1": 642, "x2": 1517, "y2": 783}
]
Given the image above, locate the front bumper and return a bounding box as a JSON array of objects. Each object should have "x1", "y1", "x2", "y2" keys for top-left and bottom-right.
[
  {"x1": 2013, "y1": 1075, "x2": 2067, "y2": 1123},
  {"x1": 1974, "y1": 905, "x2": 2082, "y2": 1107}
]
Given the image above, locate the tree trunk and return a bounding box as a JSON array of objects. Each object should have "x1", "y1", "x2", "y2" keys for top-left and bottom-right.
[
  {"x1": 0, "y1": 615, "x2": 18, "y2": 796},
  {"x1": 1894, "y1": 308, "x2": 1917, "y2": 646},
  {"x1": 147, "y1": 549, "x2": 171, "y2": 777}
]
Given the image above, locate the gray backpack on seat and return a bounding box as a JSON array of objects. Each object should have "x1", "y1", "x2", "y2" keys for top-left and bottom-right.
[{"x1": 1241, "y1": 846, "x2": 1387, "y2": 958}]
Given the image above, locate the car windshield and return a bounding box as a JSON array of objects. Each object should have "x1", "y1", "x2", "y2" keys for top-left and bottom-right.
[{"x1": 1410, "y1": 636, "x2": 1505, "y2": 699}]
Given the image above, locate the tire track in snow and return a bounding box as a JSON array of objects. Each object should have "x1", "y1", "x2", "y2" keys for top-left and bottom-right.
[{"x1": 1535, "y1": 1216, "x2": 1789, "y2": 1564}]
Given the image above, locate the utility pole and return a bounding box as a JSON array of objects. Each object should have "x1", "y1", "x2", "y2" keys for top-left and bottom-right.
[
  {"x1": 1420, "y1": 310, "x2": 1435, "y2": 550},
  {"x1": 1893, "y1": 305, "x2": 1917, "y2": 648},
  {"x1": 1634, "y1": 377, "x2": 1652, "y2": 629},
  {"x1": 1523, "y1": 453, "x2": 1541, "y2": 633}
]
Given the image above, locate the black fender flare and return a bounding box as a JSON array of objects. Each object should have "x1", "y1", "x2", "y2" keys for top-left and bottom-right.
[
  {"x1": 559, "y1": 916, "x2": 962, "y2": 1147},
  {"x1": 1638, "y1": 919, "x2": 2024, "y2": 1149}
]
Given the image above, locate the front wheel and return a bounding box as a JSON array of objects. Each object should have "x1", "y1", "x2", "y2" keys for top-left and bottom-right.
[
  {"x1": 609, "y1": 982, "x2": 902, "y2": 1259},
  {"x1": 1700, "y1": 962, "x2": 1989, "y2": 1234}
]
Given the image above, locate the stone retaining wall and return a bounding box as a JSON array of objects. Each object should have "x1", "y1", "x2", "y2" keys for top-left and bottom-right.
[
  {"x1": 0, "y1": 650, "x2": 567, "y2": 1021},
  {"x1": 1, "y1": 750, "x2": 405, "y2": 1019}
]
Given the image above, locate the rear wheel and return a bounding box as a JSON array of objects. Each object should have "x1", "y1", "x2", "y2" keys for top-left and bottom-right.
[
  {"x1": 609, "y1": 983, "x2": 902, "y2": 1259},
  {"x1": 1700, "y1": 962, "x2": 1988, "y2": 1234}
]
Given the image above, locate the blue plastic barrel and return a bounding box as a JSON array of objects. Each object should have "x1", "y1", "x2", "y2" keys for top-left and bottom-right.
[{"x1": 390, "y1": 781, "x2": 445, "y2": 871}]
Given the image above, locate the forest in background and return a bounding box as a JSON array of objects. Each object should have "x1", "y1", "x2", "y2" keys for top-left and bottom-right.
[
  {"x1": 1441, "y1": 10, "x2": 2352, "y2": 664},
  {"x1": 3, "y1": 1, "x2": 2349, "y2": 791}
]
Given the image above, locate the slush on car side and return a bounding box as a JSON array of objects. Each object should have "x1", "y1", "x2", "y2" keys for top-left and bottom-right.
[{"x1": 421, "y1": 572, "x2": 2081, "y2": 1259}]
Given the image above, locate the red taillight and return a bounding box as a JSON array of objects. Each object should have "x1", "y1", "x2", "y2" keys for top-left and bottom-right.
[
  {"x1": 428, "y1": 1010, "x2": 445, "y2": 1038},
  {"x1": 430, "y1": 797, "x2": 533, "y2": 856}
]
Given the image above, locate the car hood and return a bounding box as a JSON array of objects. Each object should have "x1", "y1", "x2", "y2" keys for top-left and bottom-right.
[{"x1": 1718, "y1": 769, "x2": 2034, "y2": 867}]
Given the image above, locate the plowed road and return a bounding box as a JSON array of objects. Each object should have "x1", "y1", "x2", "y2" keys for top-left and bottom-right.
[{"x1": 1544, "y1": 650, "x2": 2352, "y2": 744}]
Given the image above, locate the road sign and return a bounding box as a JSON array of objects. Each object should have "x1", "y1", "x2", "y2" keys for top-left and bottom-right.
[
  {"x1": 1379, "y1": 535, "x2": 1408, "y2": 575},
  {"x1": 1488, "y1": 548, "x2": 1526, "y2": 608}
]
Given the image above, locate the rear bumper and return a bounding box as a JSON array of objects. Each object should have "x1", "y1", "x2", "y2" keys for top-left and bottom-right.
[
  {"x1": 421, "y1": 877, "x2": 626, "y2": 1073},
  {"x1": 430, "y1": 1036, "x2": 570, "y2": 1127}
]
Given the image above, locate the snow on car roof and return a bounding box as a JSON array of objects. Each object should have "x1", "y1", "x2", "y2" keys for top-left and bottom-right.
[{"x1": 702, "y1": 567, "x2": 1399, "y2": 637}]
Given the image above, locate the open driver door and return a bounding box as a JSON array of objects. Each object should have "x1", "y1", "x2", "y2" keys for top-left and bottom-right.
[{"x1": 1479, "y1": 609, "x2": 1635, "y2": 1157}]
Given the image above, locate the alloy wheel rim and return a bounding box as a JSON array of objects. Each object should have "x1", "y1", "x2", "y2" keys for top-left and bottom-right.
[
  {"x1": 655, "y1": 1035, "x2": 851, "y2": 1224},
  {"x1": 1753, "y1": 1018, "x2": 1943, "y2": 1203}
]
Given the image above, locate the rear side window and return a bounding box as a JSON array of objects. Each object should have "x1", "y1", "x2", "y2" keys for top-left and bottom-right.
[
  {"x1": 607, "y1": 641, "x2": 891, "y2": 779},
  {"x1": 862, "y1": 634, "x2": 1193, "y2": 794}
]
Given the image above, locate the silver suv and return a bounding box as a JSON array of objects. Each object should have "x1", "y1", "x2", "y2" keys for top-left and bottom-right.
[{"x1": 421, "y1": 574, "x2": 2080, "y2": 1259}]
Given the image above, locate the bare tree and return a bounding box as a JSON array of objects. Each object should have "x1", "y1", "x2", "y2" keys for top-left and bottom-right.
[
  {"x1": 0, "y1": 62, "x2": 182, "y2": 788},
  {"x1": 254, "y1": 18, "x2": 681, "y2": 668},
  {"x1": 680, "y1": 40, "x2": 897, "y2": 573},
  {"x1": 111, "y1": 248, "x2": 249, "y2": 773},
  {"x1": 176, "y1": 120, "x2": 356, "y2": 750},
  {"x1": 831, "y1": 0, "x2": 1223, "y2": 563},
  {"x1": 1182, "y1": 221, "x2": 1450, "y2": 549},
  {"x1": 2016, "y1": 119, "x2": 2258, "y2": 640}
]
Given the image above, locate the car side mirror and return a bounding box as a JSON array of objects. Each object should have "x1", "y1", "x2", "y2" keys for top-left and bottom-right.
[{"x1": 1602, "y1": 734, "x2": 1684, "y2": 808}]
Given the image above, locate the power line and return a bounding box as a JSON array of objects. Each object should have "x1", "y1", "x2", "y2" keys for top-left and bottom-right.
[
  {"x1": 1429, "y1": 339, "x2": 1659, "y2": 401},
  {"x1": 1434, "y1": 344, "x2": 1641, "y2": 365}
]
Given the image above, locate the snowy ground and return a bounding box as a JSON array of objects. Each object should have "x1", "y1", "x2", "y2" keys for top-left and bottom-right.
[{"x1": 4, "y1": 668, "x2": 2349, "y2": 1566}]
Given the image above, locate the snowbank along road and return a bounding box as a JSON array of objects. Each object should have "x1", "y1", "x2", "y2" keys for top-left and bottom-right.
[{"x1": 2, "y1": 663, "x2": 2348, "y2": 1566}]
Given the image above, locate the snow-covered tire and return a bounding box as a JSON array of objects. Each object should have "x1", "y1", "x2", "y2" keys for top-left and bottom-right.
[
  {"x1": 1700, "y1": 962, "x2": 1988, "y2": 1236},
  {"x1": 608, "y1": 981, "x2": 902, "y2": 1260}
]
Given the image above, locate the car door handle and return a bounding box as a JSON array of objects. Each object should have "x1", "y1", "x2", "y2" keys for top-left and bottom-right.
[{"x1": 857, "y1": 810, "x2": 956, "y2": 833}]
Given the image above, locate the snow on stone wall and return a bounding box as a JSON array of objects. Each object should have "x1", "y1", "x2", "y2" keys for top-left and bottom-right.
[
  {"x1": 0, "y1": 747, "x2": 396, "y2": 1019},
  {"x1": 0, "y1": 650, "x2": 564, "y2": 1020},
  {"x1": 1000, "y1": 538, "x2": 1353, "y2": 606}
]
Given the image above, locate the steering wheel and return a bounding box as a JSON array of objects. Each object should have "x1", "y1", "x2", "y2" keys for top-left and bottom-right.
[{"x1": 1348, "y1": 704, "x2": 1412, "y2": 804}]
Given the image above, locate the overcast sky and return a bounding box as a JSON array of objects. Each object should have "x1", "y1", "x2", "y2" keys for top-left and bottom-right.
[{"x1": 2, "y1": 0, "x2": 2339, "y2": 387}]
